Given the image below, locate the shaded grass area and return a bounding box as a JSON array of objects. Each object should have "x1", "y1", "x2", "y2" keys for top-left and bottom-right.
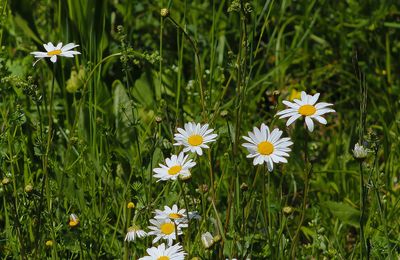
[{"x1": 1, "y1": 0, "x2": 400, "y2": 258}]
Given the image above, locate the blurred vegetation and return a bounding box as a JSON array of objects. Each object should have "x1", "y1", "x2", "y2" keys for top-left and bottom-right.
[{"x1": 0, "y1": 0, "x2": 400, "y2": 258}]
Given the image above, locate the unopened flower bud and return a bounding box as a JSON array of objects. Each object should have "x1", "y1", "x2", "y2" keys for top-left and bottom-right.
[
  {"x1": 160, "y1": 8, "x2": 170, "y2": 17},
  {"x1": 155, "y1": 116, "x2": 162, "y2": 123},
  {"x1": 127, "y1": 202, "x2": 135, "y2": 209},
  {"x1": 213, "y1": 234, "x2": 221, "y2": 243},
  {"x1": 201, "y1": 232, "x2": 214, "y2": 249},
  {"x1": 2, "y1": 177, "x2": 10, "y2": 185},
  {"x1": 353, "y1": 142, "x2": 368, "y2": 160},
  {"x1": 179, "y1": 172, "x2": 192, "y2": 182},
  {"x1": 25, "y1": 184, "x2": 33, "y2": 193},
  {"x1": 283, "y1": 206, "x2": 293, "y2": 214},
  {"x1": 240, "y1": 182, "x2": 248, "y2": 191}
]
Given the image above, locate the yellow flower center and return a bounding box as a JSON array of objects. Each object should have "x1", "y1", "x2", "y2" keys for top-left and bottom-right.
[
  {"x1": 169, "y1": 213, "x2": 183, "y2": 219},
  {"x1": 160, "y1": 222, "x2": 175, "y2": 235},
  {"x1": 168, "y1": 165, "x2": 182, "y2": 175},
  {"x1": 69, "y1": 220, "x2": 79, "y2": 227},
  {"x1": 298, "y1": 105, "x2": 316, "y2": 116},
  {"x1": 158, "y1": 257, "x2": 170, "y2": 260},
  {"x1": 257, "y1": 141, "x2": 274, "y2": 155},
  {"x1": 188, "y1": 134, "x2": 203, "y2": 146},
  {"x1": 47, "y1": 49, "x2": 62, "y2": 56}
]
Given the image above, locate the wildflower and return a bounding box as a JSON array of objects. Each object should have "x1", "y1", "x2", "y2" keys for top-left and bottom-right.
[
  {"x1": 283, "y1": 206, "x2": 293, "y2": 214},
  {"x1": 201, "y1": 232, "x2": 214, "y2": 249},
  {"x1": 353, "y1": 142, "x2": 368, "y2": 159},
  {"x1": 125, "y1": 225, "x2": 147, "y2": 242},
  {"x1": 139, "y1": 243, "x2": 186, "y2": 260},
  {"x1": 153, "y1": 152, "x2": 196, "y2": 181},
  {"x1": 147, "y1": 218, "x2": 183, "y2": 246},
  {"x1": 30, "y1": 42, "x2": 80, "y2": 66},
  {"x1": 2, "y1": 177, "x2": 10, "y2": 185},
  {"x1": 276, "y1": 91, "x2": 335, "y2": 132},
  {"x1": 68, "y1": 213, "x2": 79, "y2": 228},
  {"x1": 174, "y1": 122, "x2": 218, "y2": 156},
  {"x1": 160, "y1": 8, "x2": 170, "y2": 18},
  {"x1": 45, "y1": 240, "x2": 53, "y2": 247},
  {"x1": 24, "y1": 184, "x2": 33, "y2": 193},
  {"x1": 242, "y1": 123, "x2": 293, "y2": 171},
  {"x1": 127, "y1": 202, "x2": 135, "y2": 209},
  {"x1": 154, "y1": 205, "x2": 188, "y2": 227}
]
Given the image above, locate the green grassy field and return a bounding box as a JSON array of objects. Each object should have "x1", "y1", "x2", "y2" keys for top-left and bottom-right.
[{"x1": 1, "y1": 0, "x2": 400, "y2": 259}]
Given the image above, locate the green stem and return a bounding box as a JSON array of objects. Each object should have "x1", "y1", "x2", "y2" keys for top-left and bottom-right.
[
  {"x1": 290, "y1": 132, "x2": 311, "y2": 258},
  {"x1": 359, "y1": 162, "x2": 366, "y2": 259},
  {"x1": 167, "y1": 16, "x2": 206, "y2": 118}
]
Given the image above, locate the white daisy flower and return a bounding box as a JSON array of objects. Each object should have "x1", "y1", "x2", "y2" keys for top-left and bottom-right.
[
  {"x1": 276, "y1": 91, "x2": 335, "y2": 132},
  {"x1": 139, "y1": 243, "x2": 186, "y2": 260},
  {"x1": 154, "y1": 205, "x2": 188, "y2": 227},
  {"x1": 242, "y1": 123, "x2": 293, "y2": 171},
  {"x1": 147, "y1": 218, "x2": 183, "y2": 246},
  {"x1": 124, "y1": 225, "x2": 147, "y2": 242},
  {"x1": 174, "y1": 122, "x2": 218, "y2": 156},
  {"x1": 30, "y1": 42, "x2": 81, "y2": 66},
  {"x1": 153, "y1": 152, "x2": 196, "y2": 182}
]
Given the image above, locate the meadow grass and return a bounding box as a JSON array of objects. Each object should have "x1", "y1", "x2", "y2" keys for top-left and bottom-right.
[{"x1": 1, "y1": 0, "x2": 400, "y2": 259}]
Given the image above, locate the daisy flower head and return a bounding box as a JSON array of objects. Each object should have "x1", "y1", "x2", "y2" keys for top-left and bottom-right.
[
  {"x1": 147, "y1": 218, "x2": 183, "y2": 246},
  {"x1": 242, "y1": 123, "x2": 293, "y2": 171},
  {"x1": 174, "y1": 122, "x2": 217, "y2": 156},
  {"x1": 276, "y1": 91, "x2": 335, "y2": 132},
  {"x1": 30, "y1": 42, "x2": 80, "y2": 66},
  {"x1": 139, "y1": 243, "x2": 186, "y2": 260},
  {"x1": 153, "y1": 152, "x2": 196, "y2": 182},
  {"x1": 154, "y1": 205, "x2": 188, "y2": 227},
  {"x1": 124, "y1": 225, "x2": 147, "y2": 242}
]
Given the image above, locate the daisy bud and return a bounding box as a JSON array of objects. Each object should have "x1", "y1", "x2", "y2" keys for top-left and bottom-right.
[
  {"x1": 127, "y1": 202, "x2": 135, "y2": 209},
  {"x1": 353, "y1": 142, "x2": 368, "y2": 160},
  {"x1": 283, "y1": 206, "x2": 293, "y2": 214},
  {"x1": 220, "y1": 110, "x2": 228, "y2": 118},
  {"x1": 2, "y1": 177, "x2": 10, "y2": 185},
  {"x1": 240, "y1": 182, "x2": 248, "y2": 191},
  {"x1": 201, "y1": 232, "x2": 214, "y2": 249},
  {"x1": 25, "y1": 184, "x2": 33, "y2": 193},
  {"x1": 179, "y1": 172, "x2": 192, "y2": 182},
  {"x1": 160, "y1": 8, "x2": 170, "y2": 17},
  {"x1": 155, "y1": 116, "x2": 162, "y2": 123},
  {"x1": 213, "y1": 234, "x2": 221, "y2": 243}
]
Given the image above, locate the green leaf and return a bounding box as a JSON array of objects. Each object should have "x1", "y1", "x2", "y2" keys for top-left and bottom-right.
[{"x1": 322, "y1": 201, "x2": 360, "y2": 228}]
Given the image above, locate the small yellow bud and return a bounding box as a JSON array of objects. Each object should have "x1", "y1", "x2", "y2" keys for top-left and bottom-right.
[
  {"x1": 2, "y1": 177, "x2": 10, "y2": 185},
  {"x1": 45, "y1": 240, "x2": 53, "y2": 247},
  {"x1": 283, "y1": 206, "x2": 293, "y2": 214},
  {"x1": 25, "y1": 184, "x2": 33, "y2": 193},
  {"x1": 127, "y1": 202, "x2": 135, "y2": 209},
  {"x1": 160, "y1": 8, "x2": 170, "y2": 17}
]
